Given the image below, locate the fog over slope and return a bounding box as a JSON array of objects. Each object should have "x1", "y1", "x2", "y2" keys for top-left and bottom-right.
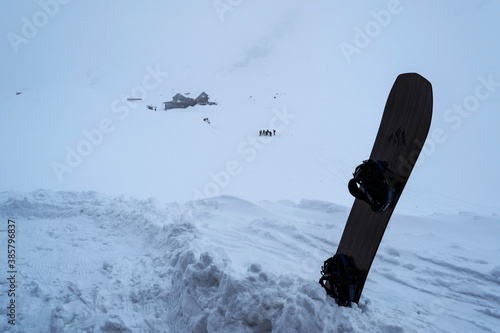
[{"x1": 1, "y1": 0, "x2": 500, "y2": 215}]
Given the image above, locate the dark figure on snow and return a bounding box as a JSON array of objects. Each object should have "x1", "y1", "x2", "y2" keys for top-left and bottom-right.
[{"x1": 273, "y1": 129, "x2": 276, "y2": 135}]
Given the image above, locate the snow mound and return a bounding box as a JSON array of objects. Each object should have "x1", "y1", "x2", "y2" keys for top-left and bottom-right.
[{"x1": 1, "y1": 190, "x2": 499, "y2": 332}]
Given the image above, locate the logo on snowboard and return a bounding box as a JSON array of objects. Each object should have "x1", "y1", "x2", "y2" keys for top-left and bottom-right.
[{"x1": 387, "y1": 127, "x2": 406, "y2": 147}]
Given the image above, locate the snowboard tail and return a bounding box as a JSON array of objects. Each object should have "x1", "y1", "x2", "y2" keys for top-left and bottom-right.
[{"x1": 320, "y1": 73, "x2": 433, "y2": 305}]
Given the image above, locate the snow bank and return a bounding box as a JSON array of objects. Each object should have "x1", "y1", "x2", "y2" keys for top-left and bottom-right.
[{"x1": 0, "y1": 190, "x2": 499, "y2": 332}]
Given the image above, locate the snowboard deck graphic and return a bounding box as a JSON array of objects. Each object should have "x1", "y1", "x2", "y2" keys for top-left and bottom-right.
[{"x1": 332, "y1": 73, "x2": 433, "y2": 304}]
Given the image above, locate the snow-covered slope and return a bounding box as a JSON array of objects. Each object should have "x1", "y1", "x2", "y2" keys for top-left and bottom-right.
[
  {"x1": 1, "y1": 0, "x2": 500, "y2": 214},
  {"x1": 1, "y1": 191, "x2": 499, "y2": 332}
]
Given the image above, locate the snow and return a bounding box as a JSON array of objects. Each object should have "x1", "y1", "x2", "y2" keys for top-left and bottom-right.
[
  {"x1": 0, "y1": 191, "x2": 499, "y2": 332},
  {"x1": 1, "y1": 0, "x2": 500, "y2": 332}
]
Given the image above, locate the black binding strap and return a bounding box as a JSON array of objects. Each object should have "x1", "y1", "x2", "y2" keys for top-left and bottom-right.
[
  {"x1": 319, "y1": 254, "x2": 361, "y2": 306},
  {"x1": 348, "y1": 160, "x2": 395, "y2": 213}
]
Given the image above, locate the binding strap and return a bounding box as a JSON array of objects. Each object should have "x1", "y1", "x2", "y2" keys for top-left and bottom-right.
[
  {"x1": 348, "y1": 160, "x2": 395, "y2": 213},
  {"x1": 319, "y1": 254, "x2": 361, "y2": 306}
]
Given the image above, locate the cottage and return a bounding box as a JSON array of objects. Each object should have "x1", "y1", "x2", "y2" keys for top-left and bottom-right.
[
  {"x1": 195, "y1": 92, "x2": 209, "y2": 105},
  {"x1": 164, "y1": 93, "x2": 196, "y2": 110},
  {"x1": 163, "y1": 91, "x2": 216, "y2": 110}
]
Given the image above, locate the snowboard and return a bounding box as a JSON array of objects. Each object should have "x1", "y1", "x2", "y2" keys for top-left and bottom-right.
[{"x1": 320, "y1": 73, "x2": 433, "y2": 305}]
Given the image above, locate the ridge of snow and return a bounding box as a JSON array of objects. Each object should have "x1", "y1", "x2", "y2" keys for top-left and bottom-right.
[{"x1": 1, "y1": 190, "x2": 499, "y2": 332}]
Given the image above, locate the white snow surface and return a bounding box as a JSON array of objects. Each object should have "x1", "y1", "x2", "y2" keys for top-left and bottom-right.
[{"x1": 1, "y1": 190, "x2": 499, "y2": 332}]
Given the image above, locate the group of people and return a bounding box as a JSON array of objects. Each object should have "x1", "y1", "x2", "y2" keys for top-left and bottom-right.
[
  {"x1": 259, "y1": 129, "x2": 276, "y2": 137},
  {"x1": 203, "y1": 118, "x2": 211, "y2": 124},
  {"x1": 147, "y1": 105, "x2": 157, "y2": 111}
]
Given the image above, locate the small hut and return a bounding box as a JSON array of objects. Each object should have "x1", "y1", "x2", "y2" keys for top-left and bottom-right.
[
  {"x1": 164, "y1": 93, "x2": 196, "y2": 110},
  {"x1": 195, "y1": 92, "x2": 210, "y2": 105}
]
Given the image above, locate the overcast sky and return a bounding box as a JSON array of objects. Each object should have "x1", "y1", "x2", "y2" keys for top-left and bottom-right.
[{"x1": 1, "y1": 0, "x2": 499, "y2": 214}]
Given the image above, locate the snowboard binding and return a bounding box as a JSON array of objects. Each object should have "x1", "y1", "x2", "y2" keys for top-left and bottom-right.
[
  {"x1": 319, "y1": 254, "x2": 362, "y2": 307},
  {"x1": 348, "y1": 160, "x2": 396, "y2": 213}
]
